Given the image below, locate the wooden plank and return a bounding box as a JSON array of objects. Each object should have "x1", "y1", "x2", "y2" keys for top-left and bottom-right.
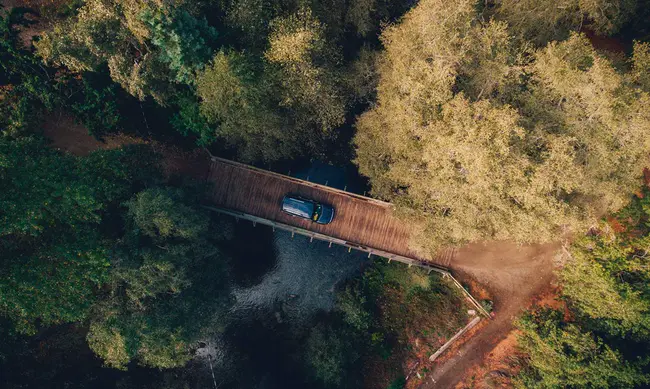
[{"x1": 204, "y1": 158, "x2": 437, "y2": 265}]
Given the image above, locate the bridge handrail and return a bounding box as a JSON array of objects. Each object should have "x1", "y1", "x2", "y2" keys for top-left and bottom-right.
[
  {"x1": 202, "y1": 205, "x2": 491, "y2": 318},
  {"x1": 209, "y1": 156, "x2": 394, "y2": 208}
]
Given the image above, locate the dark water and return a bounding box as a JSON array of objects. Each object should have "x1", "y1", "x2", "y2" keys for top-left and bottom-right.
[
  {"x1": 200, "y1": 224, "x2": 369, "y2": 389},
  {"x1": 199, "y1": 162, "x2": 370, "y2": 388}
]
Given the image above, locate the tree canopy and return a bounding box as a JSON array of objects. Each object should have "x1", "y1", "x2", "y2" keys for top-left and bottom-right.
[{"x1": 354, "y1": 0, "x2": 650, "y2": 253}]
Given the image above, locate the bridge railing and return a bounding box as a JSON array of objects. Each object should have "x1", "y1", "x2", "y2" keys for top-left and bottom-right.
[
  {"x1": 202, "y1": 204, "x2": 491, "y2": 318},
  {"x1": 208, "y1": 156, "x2": 393, "y2": 208}
]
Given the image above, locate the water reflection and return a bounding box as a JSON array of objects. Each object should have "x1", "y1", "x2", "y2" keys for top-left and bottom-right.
[{"x1": 232, "y1": 229, "x2": 368, "y2": 322}]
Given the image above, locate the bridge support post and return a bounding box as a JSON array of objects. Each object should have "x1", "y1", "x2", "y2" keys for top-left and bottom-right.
[
  {"x1": 344, "y1": 185, "x2": 347, "y2": 191},
  {"x1": 408, "y1": 263, "x2": 412, "y2": 268},
  {"x1": 368, "y1": 252, "x2": 372, "y2": 258},
  {"x1": 272, "y1": 226, "x2": 275, "y2": 232},
  {"x1": 388, "y1": 258, "x2": 392, "y2": 263},
  {"x1": 291, "y1": 231, "x2": 295, "y2": 238},
  {"x1": 253, "y1": 221, "x2": 256, "y2": 227},
  {"x1": 328, "y1": 242, "x2": 332, "y2": 248},
  {"x1": 348, "y1": 247, "x2": 352, "y2": 253},
  {"x1": 310, "y1": 236, "x2": 314, "y2": 242},
  {"x1": 428, "y1": 269, "x2": 432, "y2": 275}
]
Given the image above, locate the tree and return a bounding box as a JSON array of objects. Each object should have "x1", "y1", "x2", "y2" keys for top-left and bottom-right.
[
  {"x1": 68, "y1": 75, "x2": 122, "y2": 137},
  {"x1": 0, "y1": 10, "x2": 58, "y2": 136},
  {"x1": 86, "y1": 188, "x2": 232, "y2": 369},
  {"x1": 195, "y1": 51, "x2": 291, "y2": 162},
  {"x1": 560, "y1": 244, "x2": 650, "y2": 338},
  {"x1": 0, "y1": 139, "x2": 158, "y2": 334},
  {"x1": 516, "y1": 309, "x2": 647, "y2": 388},
  {"x1": 265, "y1": 7, "x2": 346, "y2": 134},
  {"x1": 305, "y1": 324, "x2": 351, "y2": 387},
  {"x1": 354, "y1": 0, "x2": 650, "y2": 253},
  {"x1": 516, "y1": 186, "x2": 650, "y2": 387},
  {"x1": 35, "y1": 0, "x2": 217, "y2": 104},
  {"x1": 0, "y1": 234, "x2": 110, "y2": 335},
  {"x1": 0, "y1": 137, "x2": 100, "y2": 237},
  {"x1": 494, "y1": 0, "x2": 638, "y2": 45}
]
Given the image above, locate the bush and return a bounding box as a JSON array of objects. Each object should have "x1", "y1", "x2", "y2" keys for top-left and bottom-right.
[{"x1": 387, "y1": 376, "x2": 406, "y2": 389}]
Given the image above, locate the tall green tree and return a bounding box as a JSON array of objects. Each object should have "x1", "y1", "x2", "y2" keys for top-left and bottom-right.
[
  {"x1": 265, "y1": 7, "x2": 346, "y2": 134},
  {"x1": 195, "y1": 51, "x2": 290, "y2": 162},
  {"x1": 0, "y1": 138, "x2": 158, "y2": 334},
  {"x1": 86, "y1": 188, "x2": 232, "y2": 369},
  {"x1": 516, "y1": 186, "x2": 650, "y2": 387},
  {"x1": 0, "y1": 10, "x2": 58, "y2": 137},
  {"x1": 494, "y1": 0, "x2": 638, "y2": 45},
  {"x1": 354, "y1": 0, "x2": 650, "y2": 253},
  {"x1": 516, "y1": 309, "x2": 647, "y2": 388},
  {"x1": 35, "y1": 0, "x2": 217, "y2": 104}
]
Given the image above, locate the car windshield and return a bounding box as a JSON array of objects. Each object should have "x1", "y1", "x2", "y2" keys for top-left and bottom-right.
[{"x1": 312, "y1": 204, "x2": 322, "y2": 221}]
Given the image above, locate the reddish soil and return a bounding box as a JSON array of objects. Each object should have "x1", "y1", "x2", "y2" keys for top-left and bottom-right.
[
  {"x1": 453, "y1": 330, "x2": 523, "y2": 389},
  {"x1": 0, "y1": 0, "x2": 64, "y2": 48},
  {"x1": 584, "y1": 29, "x2": 629, "y2": 54},
  {"x1": 452, "y1": 280, "x2": 565, "y2": 388},
  {"x1": 417, "y1": 241, "x2": 560, "y2": 389},
  {"x1": 42, "y1": 113, "x2": 144, "y2": 156},
  {"x1": 42, "y1": 112, "x2": 209, "y2": 180}
]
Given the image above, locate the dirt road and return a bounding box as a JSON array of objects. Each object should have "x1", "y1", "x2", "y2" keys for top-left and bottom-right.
[{"x1": 420, "y1": 241, "x2": 560, "y2": 389}]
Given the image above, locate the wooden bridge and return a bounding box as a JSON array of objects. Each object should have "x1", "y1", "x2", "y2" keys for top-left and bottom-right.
[
  {"x1": 203, "y1": 157, "x2": 455, "y2": 271},
  {"x1": 203, "y1": 156, "x2": 490, "y2": 317}
]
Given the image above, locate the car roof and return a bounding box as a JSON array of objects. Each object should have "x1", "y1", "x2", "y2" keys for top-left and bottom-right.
[{"x1": 282, "y1": 196, "x2": 314, "y2": 218}]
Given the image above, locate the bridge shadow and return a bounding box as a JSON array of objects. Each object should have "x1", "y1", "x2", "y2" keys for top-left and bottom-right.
[{"x1": 225, "y1": 221, "x2": 278, "y2": 288}]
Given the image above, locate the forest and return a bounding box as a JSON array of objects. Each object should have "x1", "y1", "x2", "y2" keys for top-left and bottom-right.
[{"x1": 1, "y1": 0, "x2": 650, "y2": 388}]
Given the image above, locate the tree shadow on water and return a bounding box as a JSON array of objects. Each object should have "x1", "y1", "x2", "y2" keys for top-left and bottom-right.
[{"x1": 225, "y1": 221, "x2": 278, "y2": 288}]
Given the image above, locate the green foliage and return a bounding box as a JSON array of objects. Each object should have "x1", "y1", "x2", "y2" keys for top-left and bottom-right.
[
  {"x1": 386, "y1": 376, "x2": 406, "y2": 389},
  {"x1": 0, "y1": 10, "x2": 59, "y2": 136},
  {"x1": 0, "y1": 137, "x2": 101, "y2": 236},
  {"x1": 515, "y1": 309, "x2": 647, "y2": 388},
  {"x1": 495, "y1": 0, "x2": 638, "y2": 45},
  {"x1": 0, "y1": 139, "x2": 159, "y2": 237},
  {"x1": 265, "y1": 7, "x2": 346, "y2": 133},
  {"x1": 195, "y1": 6, "x2": 352, "y2": 163},
  {"x1": 303, "y1": 261, "x2": 466, "y2": 387},
  {"x1": 355, "y1": 0, "x2": 650, "y2": 253},
  {"x1": 336, "y1": 285, "x2": 372, "y2": 332},
  {"x1": 0, "y1": 138, "x2": 159, "y2": 335},
  {"x1": 86, "y1": 187, "x2": 232, "y2": 369},
  {"x1": 0, "y1": 234, "x2": 110, "y2": 335},
  {"x1": 516, "y1": 186, "x2": 650, "y2": 386},
  {"x1": 68, "y1": 76, "x2": 122, "y2": 137},
  {"x1": 196, "y1": 50, "x2": 292, "y2": 162},
  {"x1": 170, "y1": 94, "x2": 214, "y2": 144},
  {"x1": 36, "y1": 0, "x2": 218, "y2": 104},
  {"x1": 142, "y1": 9, "x2": 218, "y2": 85},
  {"x1": 125, "y1": 187, "x2": 209, "y2": 240},
  {"x1": 305, "y1": 323, "x2": 354, "y2": 387}
]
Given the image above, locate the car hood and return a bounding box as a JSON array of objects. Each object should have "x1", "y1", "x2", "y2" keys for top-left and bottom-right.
[{"x1": 317, "y1": 205, "x2": 335, "y2": 224}]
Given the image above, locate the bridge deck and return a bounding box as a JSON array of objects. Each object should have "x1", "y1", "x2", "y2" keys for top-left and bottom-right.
[{"x1": 205, "y1": 158, "x2": 451, "y2": 268}]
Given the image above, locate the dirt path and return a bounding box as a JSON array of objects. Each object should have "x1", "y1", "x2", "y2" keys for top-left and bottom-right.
[
  {"x1": 42, "y1": 112, "x2": 209, "y2": 179},
  {"x1": 419, "y1": 241, "x2": 560, "y2": 389}
]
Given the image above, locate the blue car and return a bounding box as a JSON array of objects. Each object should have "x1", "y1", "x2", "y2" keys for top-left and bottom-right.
[{"x1": 281, "y1": 195, "x2": 335, "y2": 225}]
